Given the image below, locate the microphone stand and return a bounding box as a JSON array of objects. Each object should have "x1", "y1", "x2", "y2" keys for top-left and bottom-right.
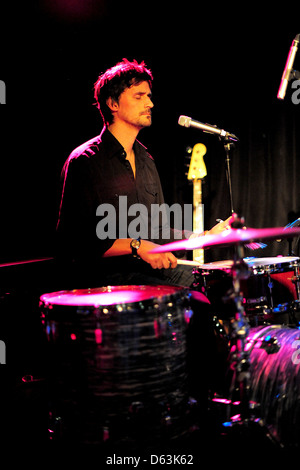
[
  {"x1": 222, "y1": 135, "x2": 237, "y2": 214},
  {"x1": 180, "y1": 115, "x2": 238, "y2": 213}
]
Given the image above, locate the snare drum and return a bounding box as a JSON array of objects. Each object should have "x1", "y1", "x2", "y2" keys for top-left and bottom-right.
[
  {"x1": 194, "y1": 257, "x2": 300, "y2": 326},
  {"x1": 243, "y1": 257, "x2": 299, "y2": 323},
  {"x1": 40, "y1": 285, "x2": 205, "y2": 447}
]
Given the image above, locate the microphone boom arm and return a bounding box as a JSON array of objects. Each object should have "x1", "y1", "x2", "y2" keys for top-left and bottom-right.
[
  {"x1": 178, "y1": 115, "x2": 239, "y2": 142},
  {"x1": 178, "y1": 114, "x2": 237, "y2": 213}
]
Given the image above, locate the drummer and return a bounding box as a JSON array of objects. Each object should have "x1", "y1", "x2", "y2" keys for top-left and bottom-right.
[{"x1": 55, "y1": 59, "x2": 232, "y2": 289}]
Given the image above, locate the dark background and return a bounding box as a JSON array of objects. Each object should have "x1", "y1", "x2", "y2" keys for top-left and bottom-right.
[{"x1": 1, "y1": 3, "x2": 300, "y2": 264}]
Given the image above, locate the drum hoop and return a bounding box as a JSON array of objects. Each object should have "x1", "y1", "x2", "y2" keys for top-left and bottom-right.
[{"x1": 40, "y1": 284, "x2": 189, "y2": 309}]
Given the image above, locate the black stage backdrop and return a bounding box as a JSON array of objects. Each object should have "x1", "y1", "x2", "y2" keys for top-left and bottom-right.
[{"x1": 1, "y1": 4, "x2": 300, "y2": 265}]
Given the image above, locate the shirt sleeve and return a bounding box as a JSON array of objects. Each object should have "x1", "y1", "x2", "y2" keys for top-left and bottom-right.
[{"x1": 55, "y1": 155, "x2": 115, "y2": 264}]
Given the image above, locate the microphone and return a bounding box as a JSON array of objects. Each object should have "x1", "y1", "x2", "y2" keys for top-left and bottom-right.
[
  {"x1": 178, "y1": 115, "x2": 239, "y2": 141},
  {"x1": 277, "y1": 34, "x2": 300, "y2": 100}
]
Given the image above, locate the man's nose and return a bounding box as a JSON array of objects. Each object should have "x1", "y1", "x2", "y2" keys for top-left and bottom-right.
[{"x1": 147, "y1": 97, "x2": 154, "y2": 108}]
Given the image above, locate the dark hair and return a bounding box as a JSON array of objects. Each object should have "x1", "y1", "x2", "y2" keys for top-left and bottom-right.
[{"x1": 94, "y1": 58, "x2": 153, "y2": 125}]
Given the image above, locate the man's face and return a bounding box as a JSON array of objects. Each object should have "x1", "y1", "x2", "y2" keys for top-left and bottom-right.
[{"x1": 112, "y1": 81, "x2": 154, "y2": 129}]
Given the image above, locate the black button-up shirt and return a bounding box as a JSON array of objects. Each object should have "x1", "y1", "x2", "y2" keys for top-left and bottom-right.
[{"x1": 56, "y1": 128, "x2": 186, "y2": 285}]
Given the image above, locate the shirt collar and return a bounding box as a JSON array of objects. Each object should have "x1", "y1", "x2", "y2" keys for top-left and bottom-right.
[
  {"x1": 99, "y1": 127, "x2": 149, "y2": 166},
  {"x1": 99, "y1": 127, "x2": 125, "y2": 159}
]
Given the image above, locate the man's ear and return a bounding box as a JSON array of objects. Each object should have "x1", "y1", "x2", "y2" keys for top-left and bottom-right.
[{"x1": 106, "y1": 97, "x2": 119, "y2": 111}]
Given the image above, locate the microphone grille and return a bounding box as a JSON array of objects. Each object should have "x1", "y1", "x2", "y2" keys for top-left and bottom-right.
[{"x1": 178, "y1": 115, "x2": 191, "y2": 128}]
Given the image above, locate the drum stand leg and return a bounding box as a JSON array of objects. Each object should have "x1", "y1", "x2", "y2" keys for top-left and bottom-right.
[
  {"x1": 266, "y1": 269, "x2": 274, "y2": 311},
  {"x1": 293, "y1": 262, "x2": 300, "y2": 300},
  {"x1": 290, "y1": 261, "x2": 300, "y2": 324}
]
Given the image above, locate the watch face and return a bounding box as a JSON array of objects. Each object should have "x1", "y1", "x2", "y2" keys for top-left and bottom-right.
[{"x1": 131, "y1": 239, "x2": 141, "y2": 249}]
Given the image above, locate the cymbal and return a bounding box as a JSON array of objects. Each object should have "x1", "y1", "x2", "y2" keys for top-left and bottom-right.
[{"x1": 150, "y1": 226, "x2": 300, "y2": 253}]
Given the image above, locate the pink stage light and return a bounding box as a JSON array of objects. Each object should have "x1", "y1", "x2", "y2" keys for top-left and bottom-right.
[
  {"x1": 94, "y1": 328, "x2": 103, "y2": 344},
  {"x1": 212, "y1": 398, "x2": 231, "y2": 405},
  {"x1": 41, "y1": 0, "x2": 107, "y2": 22}
]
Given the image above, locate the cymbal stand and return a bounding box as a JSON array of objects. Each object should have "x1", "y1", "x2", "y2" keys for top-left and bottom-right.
[
  {"x1": 225, "y1": 216, "x2": 253, "y2": 423},
  {"x1": 220, "y1": 243, "x2": 281, "y2": 448},
  {"x1": 228, "y1": 251, "x2": 252, "y2": 423}
]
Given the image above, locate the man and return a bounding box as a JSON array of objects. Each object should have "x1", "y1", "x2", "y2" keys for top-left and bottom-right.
[{"x1": 55, "y1": 58, "x2": 232, "y2": 288}]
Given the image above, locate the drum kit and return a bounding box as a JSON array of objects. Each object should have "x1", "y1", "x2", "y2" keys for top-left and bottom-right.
[{"x1": 39, "y1": 220, "x2": 300, "y2": 451}]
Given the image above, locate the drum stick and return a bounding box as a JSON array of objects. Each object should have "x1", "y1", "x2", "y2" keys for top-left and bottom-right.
[{"x1": 177, "y1": 259, "x2": 201, "y2": 267}]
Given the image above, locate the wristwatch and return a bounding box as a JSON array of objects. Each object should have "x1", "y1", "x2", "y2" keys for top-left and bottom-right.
[{"x1": 130, "y1": 237, "x2": 141, "y2": 257}]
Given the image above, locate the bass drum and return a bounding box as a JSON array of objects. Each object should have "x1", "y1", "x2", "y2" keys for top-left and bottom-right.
[
  {"x1": 40, "y1": 284, "x2": 211, "y2": 449},
  {"x1": 246, "y1": 325, "x2": 300, "y2": 449}
]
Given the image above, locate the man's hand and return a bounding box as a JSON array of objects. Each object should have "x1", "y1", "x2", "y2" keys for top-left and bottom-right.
[
  {"x1": 137, "y1": 239, "x2": 177, "y2": 269},
  {"x1": 207, "y1": 214, "x2": 236, "y2": 235},
  {"x1": 103, "y1": 238, "x2": 178, "y2": 269}
]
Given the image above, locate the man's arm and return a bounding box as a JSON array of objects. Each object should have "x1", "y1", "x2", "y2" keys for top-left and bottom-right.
[{"x1": 103, "y1": 238, "x2": 177, "y2": 269}]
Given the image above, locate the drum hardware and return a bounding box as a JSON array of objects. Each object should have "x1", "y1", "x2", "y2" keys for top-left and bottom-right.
[
  {"x1": 266, "y1": 269, "x2": 274, "y2": 310},
  {"x1": 285, "y1": 299, "x2": 300, "y2": 328},
  {"x1": 191, "y1": 267, "x2": 208, "y2": 295},
  {"x1": 272, "y1": 303, "x2": 291, "y2": 313},
  {"x1": 290, "y1": 259, "x2": 300, "y2": 300},
  {"x1": 246, "y1": 296, "x2": 268, "y2": 308},
  {"x1": 212, "y1": 315, "x2": 230, "y2": 340},
  {"x1": 200, "y1": 215, "x2": 255, "y2": 424},
  {"x1": 257, "y1": 333, "x2": 281, "y2": 354},
  {"x1": 224, "y1": 241, "x2": 253, "y2": 424}
]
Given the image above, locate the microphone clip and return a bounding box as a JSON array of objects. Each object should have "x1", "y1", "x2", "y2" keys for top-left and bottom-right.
[
  {"x1": 220, "y1": 130, "x2": 239, "y2": 142},
  {"x1": 290, "y1": 69, "x2": 300, "y2": 81}
]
